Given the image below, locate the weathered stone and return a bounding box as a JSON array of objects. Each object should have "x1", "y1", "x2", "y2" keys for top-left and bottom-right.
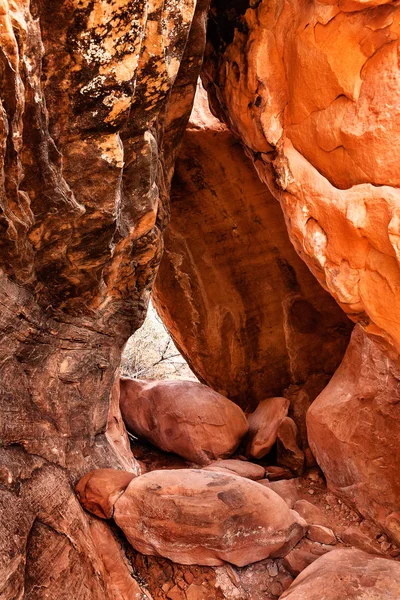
[
  {"x1": 306, "y1": 525, "x2": 336, "y2": 546},
  {"x1": 276, "y1": 417, "x2": 305, "y2": 476},
  {"x1": 120, "y1": 379, "x2": 248, "y2": 465},
  {"x1": 76, "y1": 469, "x2": 137, "y2": 519},
  {"x1": 307, "y1": 326, "x2": 400, "y2": 543},
  {"x1": 281, "y1": 549, "x2": 400, "y2": 599},
  {"x1": 203, "y1": 459, "x2": 265, "y2": 480},
  {"x1": 153, "y1": 85, "x2": 352, "y2": 411},
  {"x1": 113, "y1": 469, "x2": 306, "y2": 567},
  {"x1": 203, "y1": 0, "x2": 400, "y2": 357},
  {"x1": 259, "y1": 479, "x2": 301, "y2": 509},
  {"x1": 293, "y1": 500, "x2": 330, "y2": 528},
  {"x1": 246, "y1": 397, "x2": 290, "y2": 459},
  {"x1": 0, "y1": 0, "x2": 209, "y2": 595}
]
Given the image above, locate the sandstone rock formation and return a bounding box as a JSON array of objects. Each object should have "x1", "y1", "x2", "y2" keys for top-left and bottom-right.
[
  {"x1": 307, "y1": 325, "x2": 400, "y2": 544},
  {"x1": 120, "y1": 378, "x2": 248, "y2": 464},
  {"x1": 281, "y1": 548, "x2": 400, "y2": 599},
  {"x1": 203, "y1": 459, "x2": 265, "y2": 480},
  {"x1": 153, "y1": 85, "x2": 352, "y2": 411},
  {"x1": 276, "y1": 417, "x2": 305, "y2": 476},
  {"x1": 0, "y1": 0, "x2": 209, "y2": 596},
  {"x1": 75, "y1": 469, "x2": 136, "y2": 519},
  {"x1": 203, "y1": 0, "x2": 400, "y2": 357},
  {"x1": 113, "y1": 469, "x2": 306, "y2": 566},
  {"x1": 246, "y1": 396, "x2": 289, "y2": 459}
]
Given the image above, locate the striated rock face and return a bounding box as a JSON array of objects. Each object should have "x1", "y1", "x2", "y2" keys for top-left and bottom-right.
[
  {"x1": 113, "y1": 469, "x2": 306, "y2": 567},
  {"x1": 307, "y1": 325, "x2": 400, "y2": 544},
  {"x1": 153, "y1": 86, "x2": 352, "y2": 410},
  {"x1": 119, "y1": 378, "x2": 248, "y2": 464},
  {"x1": 203, "y1": 0, "x2": 400, "y2": 357},
  {"x1": 0, "y1": 0, "x2": 209, "y2": 597},
  {"x1": 281, "y1": 548, "x2": 400, "y2": 599}
]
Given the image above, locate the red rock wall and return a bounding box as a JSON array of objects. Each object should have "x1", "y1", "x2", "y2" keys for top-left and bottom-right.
[
  {"x1": 153, "y1": 87, "x2": 352, "y2": 410},
  {"x1": 0, "y1": 0, "x2": 209, "y2": 597}
]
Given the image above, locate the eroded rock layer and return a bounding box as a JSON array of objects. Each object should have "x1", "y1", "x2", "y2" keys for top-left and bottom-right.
[
  {"x1": 153, "y1": 87, "x2": 352, "y2": 410},
  {"x1": 202, "y1": 0, "x2": 400, "y2": 357},
  {"x1": 0, "y1": 0, "x2": 209, "y2": 597},
  {"x1": 307, "y1": 325, "x2": 400, "y2": 544}
]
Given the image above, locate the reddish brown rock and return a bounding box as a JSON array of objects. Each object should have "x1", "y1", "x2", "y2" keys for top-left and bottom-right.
[
  {"x1": 276, "y1": 417, "x2": 305, "y2": 476},
  {"x1": 113, "y1": 469, "x2": 306, "y2": 566},
  {"x1": 307, "y1": 326, "x2": 400, "y2": 543},
  {"x1": 259, "y1": 479, "x2": 301, "y2": 509},
  {"x1": 76, "y1": 469, "x2": 137, "y2": 519},
  {"x1": 265, "y1": 466, "x2": 294, "y2": 481},
  {"x1": 153, "y1": 86, "x2": 352, "y2": 411},
  {"x1": 293, "y1": 500, "x2": 330, "y2": 528},
  {"x1": 306, "y1": 525, "x2": 336, "y2": 546},
  {"x1": 89, "y1": 518, "x2": 150, "y2": 600},
  {"x1": 120, "y1": 379, "x2": 248, "y2": 465},
  {"x1": 281, "y1": 549, "x2": 400, "y2": 599},
  {"x1": 203, "y1": 459, "x2": 265, "y2": 480},
  {"x1": 203, "y1": 0, "x2": 400, "y2": 357},
  {"x1": 0, "y1": 0, "x2": 209, "y2": 595},
  {"x1": 340, "y1": 525, "x2": 383, "y2": 555},
  {"x1": 246, "y1": 397, "x2": 290, "y2": 459}
]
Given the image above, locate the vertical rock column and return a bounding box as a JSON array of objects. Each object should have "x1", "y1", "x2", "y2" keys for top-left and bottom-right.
[{"x1": 0, "y1": 0, "x2": 208, "y2": 597}]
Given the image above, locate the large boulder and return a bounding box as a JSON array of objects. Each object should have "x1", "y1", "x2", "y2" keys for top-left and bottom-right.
[
  {"x1": 153, "y1": 85, "x2": 352, "y2": 411},
  {"x1": 119, "y1": 379, "x2": 248, "y2": 465},
  {"x1": 307, "y1": 326, "x2": 400, "y2": 543},
  {"x1": 281, "y1": 548, "x2": 400, "y2": 599},
  {"x1": 113, "y1": 469, "x2": 306, "y2": 566}
]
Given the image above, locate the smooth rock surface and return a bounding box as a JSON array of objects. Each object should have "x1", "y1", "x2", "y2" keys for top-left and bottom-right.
[
  {"x1": 203, "y1": 0, "x2": 400, "y2": 356},
  {"x1": 246, "y1": 397, "x2": 290, "y2": 459},
  {"x1": 120, "y1": 379, "x2": 248, "y2": 465},
  {"x1": 307, "y1": 325, "x2": 400, "y2": 543},
  {"x1": 281, "y1": 548, "x2": 400, "y2": 599},
  {"x1": 277, "y1": 417, "x2": 305, "y2": 476},
  {"x1": 203, "y1": 459, "x2": 265, "y2": 480},
  {"x1": 259, "y1": 479, "x2": 301, "y2": 509},
  {"x1": 153, "y1": 85, "x2": 352, "y2": 411},
  {"x1": 113, "y1": 469, "x2": 306, "y2": 567},
  {"x1": 76, "y1": 469, "x2": 136, "y2": 519}
]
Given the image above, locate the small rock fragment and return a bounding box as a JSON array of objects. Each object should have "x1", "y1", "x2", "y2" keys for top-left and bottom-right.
[{"x1": 246, "y1": 396, "x2": 290, "y2": 459}]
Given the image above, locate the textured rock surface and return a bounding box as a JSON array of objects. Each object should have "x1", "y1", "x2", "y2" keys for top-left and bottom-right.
[
  {"x1": 120, "y1": 378, "x2": 248, "y2": 465},
  {"x1": 203, "y1": 0, "x2": 400, "y2": 356},
  {"x1": 0, "y1": 0, "x2": 209, "y2": 596},
  {"x1": 76, "y1": 469, "x2": 137, "y2": 519},
  {"x1": 281, "y1": 549, "x2": 400, "y2": 599},
  {"x1": 153, "y1": 85, "x2": 352, "y2": 410},
  {"x1": 276, "y1": 417, "x2": 305, "y2": 476},
  {"x1": 246, "y1": 397, "x2": 289, "y2": 459},
  {"x1": 203, "y1": 459, "x2": 265, "y2": 480},
  {"x1": 307, "y1": 325, "x2": 400, "y2": 544},
  {"x1": 113, "y1": 469, "x2": 306, "y2": 566}
]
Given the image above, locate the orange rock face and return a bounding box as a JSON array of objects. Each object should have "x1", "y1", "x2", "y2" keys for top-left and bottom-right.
[
  {"x1": 307, "y1": 325, "x2": 400, "y2": 543},
  {"x1": 281, "y1": 548, "x2": 400, "y2": 599},
  {"x1": 119, "y1": 378, "x2": 248, "y2": 464},
  {"x1": 153, "y1": 87, "x2": 352, "y2": 410},
  {"x1": 203, "y1": 0, "x2": 400, "y2": 357},
  {"x1": 113, "y1": 469, "x2": 306, "y2": 566}
]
